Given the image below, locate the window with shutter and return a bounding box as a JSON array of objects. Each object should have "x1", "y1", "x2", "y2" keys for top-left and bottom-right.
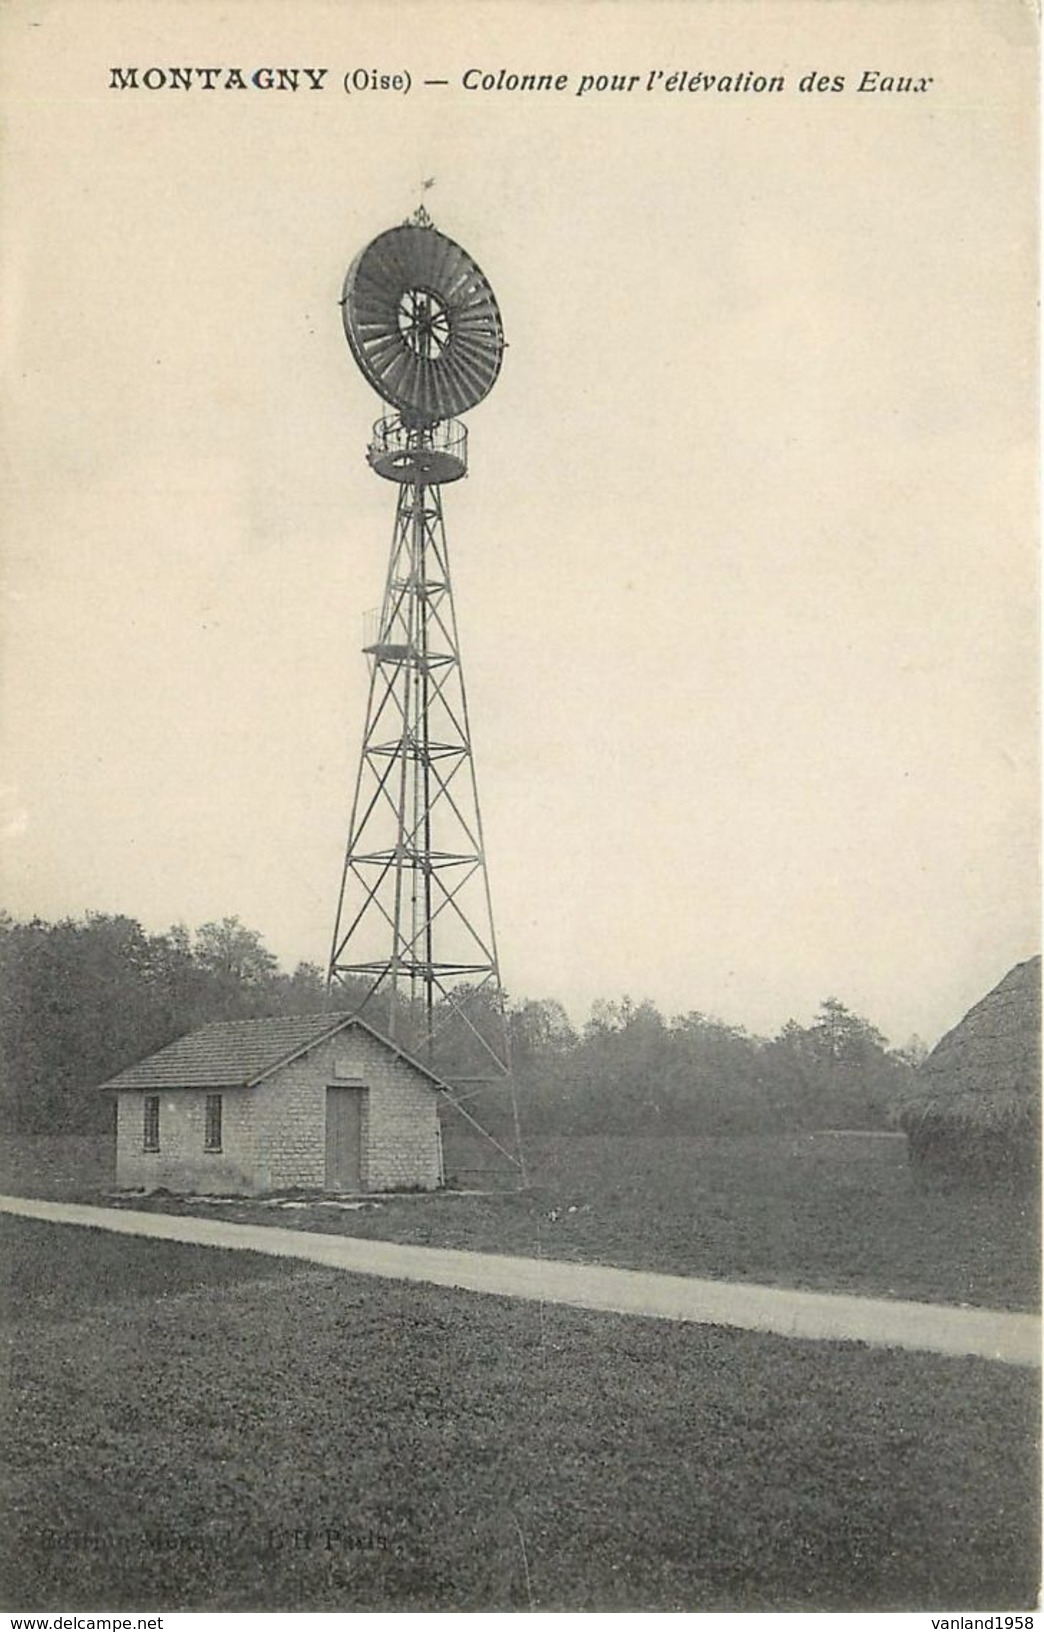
[
  {"x1": 143, "y1": 1096, "x2": 160, "y2": 1152},
  {"x1": 204, "y1": 1094, "x2": 222, "y2": 1153}
]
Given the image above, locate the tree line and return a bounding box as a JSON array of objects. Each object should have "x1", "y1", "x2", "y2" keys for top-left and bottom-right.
[
  {"x1": 0, "y1": 911, "x2": 920, "y2": 1135},
  {"x1": 510, "y1": 994, "x2": 919, "y2": 1135}
]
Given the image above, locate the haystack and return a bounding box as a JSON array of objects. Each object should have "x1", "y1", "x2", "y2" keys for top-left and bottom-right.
[{"x1": 900, "y1": 955, "x2": 1041, "y2": 1185}]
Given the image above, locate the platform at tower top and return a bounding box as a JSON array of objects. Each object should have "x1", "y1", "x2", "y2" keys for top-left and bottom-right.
[{"x1": 367, "y1": 415, "x2": 468, "y2": 484}]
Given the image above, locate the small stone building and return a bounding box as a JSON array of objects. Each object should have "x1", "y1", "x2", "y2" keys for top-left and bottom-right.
[{"x1": 103, "y1": 1012, "x2": 444, "y2": 1195}]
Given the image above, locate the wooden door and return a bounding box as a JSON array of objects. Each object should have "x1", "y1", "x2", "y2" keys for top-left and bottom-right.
[{"x1": 325, "y1": 1087, "x2": 365, "y2": 1191}]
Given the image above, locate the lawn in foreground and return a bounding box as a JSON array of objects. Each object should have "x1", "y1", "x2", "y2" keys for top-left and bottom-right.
[{"x1": 1, "y1": 1217, "x2": 1038, "y2": 1612}]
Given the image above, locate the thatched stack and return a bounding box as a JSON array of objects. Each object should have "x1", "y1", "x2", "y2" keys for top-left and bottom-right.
[{"x1": 900, "y1": 955, "x2": 1041, "y2": 1185}]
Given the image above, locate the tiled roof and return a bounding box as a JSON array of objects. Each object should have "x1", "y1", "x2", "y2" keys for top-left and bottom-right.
[{"x1": 100, "y1": 1012, "x2": 365, "y2": 1093}]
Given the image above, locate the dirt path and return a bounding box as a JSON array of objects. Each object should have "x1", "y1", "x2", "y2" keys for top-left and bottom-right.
[{"x1": 1, "y1": 1194, "x2": 1037, "y2": 1367}]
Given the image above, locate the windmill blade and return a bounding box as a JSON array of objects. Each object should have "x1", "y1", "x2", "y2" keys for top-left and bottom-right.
[{"x1": 343, "y1": 222, "x2": 504, "y2": 419}]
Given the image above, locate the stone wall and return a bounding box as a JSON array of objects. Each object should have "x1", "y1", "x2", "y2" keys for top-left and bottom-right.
[
  {"x1": 115, "y1": 1086, "x2": 256, "y2": 1192},
  {"x1": 254, "y1": 1028, "x2": 442, "y2": 1192}
]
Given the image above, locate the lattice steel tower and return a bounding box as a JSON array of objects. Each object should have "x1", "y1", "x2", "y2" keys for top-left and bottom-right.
[{"x1": 327, "y1": 209, "x2": 523, "y2": 1183}]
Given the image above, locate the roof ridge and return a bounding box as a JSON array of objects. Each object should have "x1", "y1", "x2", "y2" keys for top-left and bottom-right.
[{"x1": 192, "y1": 1011, "x2": 353, "y2": 1031}]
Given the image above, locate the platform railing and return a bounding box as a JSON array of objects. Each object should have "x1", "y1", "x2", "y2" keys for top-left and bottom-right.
[{"x1": 366, "y1": 415, "x2": 468, "y2": 482}]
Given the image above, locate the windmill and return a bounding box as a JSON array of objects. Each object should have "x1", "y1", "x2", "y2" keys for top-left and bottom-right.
[{"x1": 328, "y1": 210, "x2": 524, "y2": 1185}]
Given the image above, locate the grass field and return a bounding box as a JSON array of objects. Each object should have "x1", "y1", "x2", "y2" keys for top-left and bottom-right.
[
  {"x1": 2, "y1": 1131, "x2": 1036, "y2": 1311},
  {"x1": 1, "y1": 1216, "x2": 1038, "y2": 1612}
]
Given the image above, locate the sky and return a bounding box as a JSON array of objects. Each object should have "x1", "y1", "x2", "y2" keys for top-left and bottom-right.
[{"x1": 1, "y1": 0, "x2": 1038, "y2": 1049}]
